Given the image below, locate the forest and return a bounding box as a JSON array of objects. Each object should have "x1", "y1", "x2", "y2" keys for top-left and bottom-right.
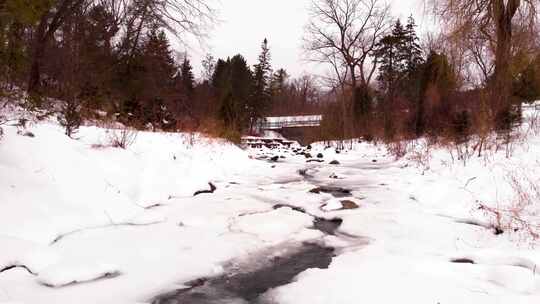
[{"x1": 1, "y1": 0, "x2": 540, "y2": 149}]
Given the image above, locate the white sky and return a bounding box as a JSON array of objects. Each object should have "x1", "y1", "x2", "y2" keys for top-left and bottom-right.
[{"x1": 183, "y1": 0, "x2": 429, "y2": 79}]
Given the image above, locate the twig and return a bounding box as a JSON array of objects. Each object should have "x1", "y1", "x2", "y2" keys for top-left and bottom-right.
[
  {"x1": 193, "y1": 182, "x2": 217, "y2": 196},
  {"x1": 0, "y1": 264, "x2": 37, "y2": 276},
  {"x1": 464, "y1": 177, "x2": 477, "y2": 188}
]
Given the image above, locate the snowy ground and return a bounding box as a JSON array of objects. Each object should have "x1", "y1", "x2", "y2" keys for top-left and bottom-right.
[{"x1": 1, "y1": 105, "x2": 540, "y2": 303}]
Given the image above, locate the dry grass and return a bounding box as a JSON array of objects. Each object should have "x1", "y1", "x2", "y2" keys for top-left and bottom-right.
[
  {"x1": 479, "y1": 170, "x2": 540, "y2": 240},
  {"x1": 198, "y1": 117, "x2": 241, "y2": 144}
]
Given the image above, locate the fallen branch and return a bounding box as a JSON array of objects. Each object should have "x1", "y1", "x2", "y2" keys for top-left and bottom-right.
[{"x1": 193, "y1": 182, "x2": 217, "y2": 196}]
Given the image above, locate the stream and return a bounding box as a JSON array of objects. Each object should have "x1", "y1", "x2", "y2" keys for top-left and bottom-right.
[
  {"x1": 151, "y1": 155, "x2": 359, "y2": 304},
  {"x1": 151, "y1": 216, "x2": 343, "y2": 304}
]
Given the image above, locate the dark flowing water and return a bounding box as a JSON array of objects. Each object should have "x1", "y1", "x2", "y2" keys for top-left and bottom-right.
[
  {"x1": 151, "y1": 214, "x2": 342, "y2": 304},
  {"x1": 151, "y1": 243, "x2": 335, "y2": 304}
]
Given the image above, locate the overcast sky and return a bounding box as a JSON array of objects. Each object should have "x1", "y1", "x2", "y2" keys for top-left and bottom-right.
[{"x1": 183, "y1": 0, "x2": 429, "y2": 79}]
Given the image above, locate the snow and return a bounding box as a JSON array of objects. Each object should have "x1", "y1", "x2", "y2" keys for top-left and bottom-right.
[
  {"x1": 1, "y1": 103, "x2": 540, "y2": 303},
  {"x1": 232, "y1": 207, "x2": 316, "y2": 244}
]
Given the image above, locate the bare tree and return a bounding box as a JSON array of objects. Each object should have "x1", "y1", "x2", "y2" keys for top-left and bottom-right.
[
  {"x1": 304, "y1": 0, "x2": 391, "y2": 137},
  {"x1": 28, "y1": 0, "x2": 216, "y2": 93},
  {"x1": 428, "y1": 0, "x2": 539, "y2": 125}
]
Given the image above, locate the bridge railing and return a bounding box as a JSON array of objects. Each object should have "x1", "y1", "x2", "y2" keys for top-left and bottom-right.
[{"x1": 260, "y1": 119, "x2": 321, "y2": 129}]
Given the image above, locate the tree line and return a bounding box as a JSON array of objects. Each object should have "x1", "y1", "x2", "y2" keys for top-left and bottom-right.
[
  {"x1": 2, "y1": 0, "x2": 540, "y2": 145},
  {"x1": 0, "y1": 0, "x2": 321, "y2": 140}
]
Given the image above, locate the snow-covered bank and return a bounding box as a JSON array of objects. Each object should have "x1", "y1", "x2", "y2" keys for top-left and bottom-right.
[
  {"x1": 0, "y1": 118, "x2": 278, "y2": 303},
  {"x1": 0, "y1": 121, "x2": 249, "y2": 244}
]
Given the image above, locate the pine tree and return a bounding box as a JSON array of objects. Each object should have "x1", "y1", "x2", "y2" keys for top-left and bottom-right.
[
  {"x1": 250, "y1": 38, "x2": 272, "y2": 132},
  {"x1": 143, "y1": 28, "x2": 176, "y2": 82},
  {"x1": 270, "y1": 68, "x2": 288, "y2": 113},
  {"x1": 180, "y1": 57, "x2": 195, "y2": 97},
  {"x1": 212, "y1": 58, "x2": 229, "y2": 90},
  {"x1": 375, "y1": 19, "x2": 408, "y2": 93},
  {"x1": 271, "y1": 68, "x2": 288, "y2": 93},
  {"x1": 403, "y1": 16, "x2": 423, "y2": 75},
  {"x1": 402, "y1": 16, "x2": 425, "y2": 136},
  {"x1": 374, "y1": 19, "x2": 409, "y2": 139},
  {"x1": 215, "y1": 55, "x2": 253, "y2": 131},
  {"x1": 137, "y1": 27, "x2": 176, "y2": 127}
]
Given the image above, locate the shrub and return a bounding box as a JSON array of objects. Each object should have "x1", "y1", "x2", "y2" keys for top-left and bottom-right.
[
  {"x1": 108, "y1": 128, "x2": 138, "y2": 149},
  {"x1": 0, "y1": 114, "x2": 5, "y2": 140},
  {"x1": 58, "y1": 99, "x2": 82, "y2": 138},
  {"x1": 387, "y1": 140, "x2": 409, "y2": 159}
]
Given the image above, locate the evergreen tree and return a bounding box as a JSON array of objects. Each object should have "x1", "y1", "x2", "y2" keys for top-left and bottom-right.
[
  {"x1": 250, "y1": 38, "x2": 272, "y2": 132},
  {"x1": 75, "y1": 4, "x2": 119, "y2": 109},
  {"x1": 116, "y1": 26, "x2": 176, "y2": 127},
  {"x1": 375, "y1": 18, "x2": 426, "y2": 138},
  {"x1": 212, "y1": 58, "x2": 229, "y2": 90},
  {"x1": 271, "y1": 68, "x2": 288, "y2": 96},
  {"x1": 270, "y1": 68, "x2": 288, "y2": 111},
  {"x1": 403, "y1": 16, "x2": 423, "y2": 75},
  {"x1": 142, "y1": 28, "x2": 176, "y2": 83},
  {"x1": 214, "y1": 55, "x2": 253, "y2": 131},
  {"x1": 402, "y1": 16, "x2": 425, "y2": 135},
  {"x1": 375, "y1": 19, "x2": 408, "y2": 94},
  {"x1": 180, "y1": 57, "x2": 195, "y2": 97},
  {"x1": 142, "y1": 28, "x2": 176, "y2": 128}
]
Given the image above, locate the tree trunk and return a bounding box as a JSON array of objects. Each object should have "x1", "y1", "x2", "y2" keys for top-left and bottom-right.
[
  {"x1": 493, "y1": 17, "x2": 512, "y2": 126},
  {"x1": 492, "y1": 0, "x2": 519, "y2": 129},
  {"x1": 28, "y1": 17, "x2": 48, "y2": 93},
  {"x1": 350, "y1": 67, "x2": 357, "y2": 137}
]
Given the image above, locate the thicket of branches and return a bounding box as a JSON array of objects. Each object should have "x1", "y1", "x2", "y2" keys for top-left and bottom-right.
[{"x1": 306, "y1": 0, "x2": 540, "y2": 154}]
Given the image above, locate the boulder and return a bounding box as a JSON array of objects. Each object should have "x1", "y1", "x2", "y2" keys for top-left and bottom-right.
[
  {"x1": 340, "y1": 200, "x2": 360, "y2": 210},
  {"x1": 309, "y1": 186, "x2": 351, "y2": 196}
]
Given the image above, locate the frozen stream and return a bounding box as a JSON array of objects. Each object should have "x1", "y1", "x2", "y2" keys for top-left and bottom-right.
[{"x1": 151, "y1": 210, "x2": 343, "y2": 304}]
